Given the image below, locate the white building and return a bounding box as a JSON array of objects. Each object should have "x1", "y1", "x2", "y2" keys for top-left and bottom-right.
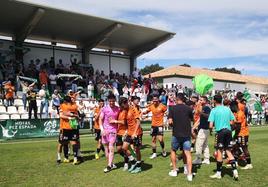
[{"x1": 148, "y1": 66, "x2": 268, "y2": 95}]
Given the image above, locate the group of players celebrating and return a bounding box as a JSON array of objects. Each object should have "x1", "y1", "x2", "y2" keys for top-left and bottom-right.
[{"x1": 56, "y1": 90, "x2": 252, "y2": 182}]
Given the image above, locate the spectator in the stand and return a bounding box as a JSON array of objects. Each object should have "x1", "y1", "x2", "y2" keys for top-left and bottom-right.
[
  {"x1": 49, "y1": 57, "x2": 55, "y2": 69},
  {"x1": 117, "y1": 76, "x2": 123, "y2": 96},
  {"x1": 170, "y1": 84, "x2": 177, "y2": 93},
  {"x1": 39, "y1": 69, "x2": 49, "y2": 87},
  {"x1": 70, "y1": 55, "x2": 78, "y2": 68},
  {"x1": 160, "y1": 91, "x2": 168, "y2": 105},
  {"x1": 56, "y1": 59, "x2": 65, "y2": 73},
  {"x1": 132, "y1": 83, "x2": 141, "y2": 97},
  {"x1": 57, "y1": 77, "x2": 65, "y2": 92},
  {"x1": 71, "y1": 79, "x2": 78, "y2": 93},
  {"x1": 35, "y1": 59, "x2": 41, "y2": 71},
  {"x1": 5, "y1": 63, "x2": 14, "y2": 81},
  {"x1": 151, "y1": 81, "x2": 160, "y2": 98},
  {"x1": 131, "y1": 78, "x2": 138, "y2": 95},
  {"x1": 100, "y1": 71, "x2": 105, "y2": 81},
  {"x1": 49, "y1": 70, "x2": 57, "y2": 91},
  {"x1": 112, "y1": 84, "x2": 120, "y2": 103},
  {"x1": 20, "y1": 81, "x2": 35, "y2": 110},
  {"x1": 52, "y1": 89, "x2": 61, "y2": 114},
  {"x1": 87, "y1": 81, "x2": 94, "y2": 99},
  {"x1": 122, "y1": 84, "x2": 129, "y2": 98},
  {"x1": 177, "y1": 84, "x2": 184, "y2": 94},
  {"x1": 28, "y1": 60, "x2": 35, "y2": 69},
  {"x1": 78, "y1": 100, "x2": 86, "y2": 129},
  {"x1": 27, "y1": 85, "x2": 38, "y2": 119},
  {"x1": 39, "y1": 84, "x2": 50, "y2": 119},
  {"x1": 100, "y1": 81, "x2": 112, "y2": 102},
  {"x1": 143, "y1": 78, "x2": 151, "y2": 96},
  {"x1": 136, "y1": 84, "x2": 143, "y2": 98},
  {"x1": 132, "y1": 67, "x2": 140, "y2": 79},
  {"x1": 43, "y1": 58, "x2": 49, "y2": 70},
  {"x1": 140, "y1": 87, "x2": 148, "y2": 108},
  {"x1": 95, "y1": 69, "x2": 100, "y2": 78},
  {"x1": 95, "y1": 72, "x2": 101, "y2": 84},
  {"x1": 88, "y1": 64, "x2": 94, "y2": 75},
  {"x1": 44, "y1": 58, "x2": 48, "y2": 65},
  {"x1": 4, "y1": 81, "x2": 15, "y2": 106},
  {"x1": 138, "y1": 71, "x2": 143, "y2": 84},
  {"x1": 111, "y1": 78, "x2": 118, "y2": 89},
  {"x1": 167, "y1": 92, "x2": 176, "y2": 110},
  {"x1": 26, "y1": 62, "x2": 38, "y2": 79},
  {"x1": 50, "y1": 105, "x2": 59, "y2": 118},
  {"x1": 109, "y1": 70, "x2": 115, "y2": 79}
]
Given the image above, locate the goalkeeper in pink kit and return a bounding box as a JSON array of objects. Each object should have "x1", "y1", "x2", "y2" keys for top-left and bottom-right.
[{"x1": 99, "y1": 94, "x2": 120, "y2": 173}]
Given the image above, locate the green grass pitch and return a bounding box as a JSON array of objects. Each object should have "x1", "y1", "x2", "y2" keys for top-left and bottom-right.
[{"x1": 1, "y1": 126, "x2": 268, "y2": 187}]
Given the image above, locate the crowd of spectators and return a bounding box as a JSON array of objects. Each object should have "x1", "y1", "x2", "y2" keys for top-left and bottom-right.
[{"x1": 0, "y1": 56, "x2": 268, "y2": 125}]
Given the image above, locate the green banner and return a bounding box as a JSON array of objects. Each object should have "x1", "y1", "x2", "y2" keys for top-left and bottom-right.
[{"x1": 0, "y1": 119, "x2": 60, "y2": 140}]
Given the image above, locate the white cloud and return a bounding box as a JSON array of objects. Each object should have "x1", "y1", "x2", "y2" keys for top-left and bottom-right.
[
  {"x1": 135, "y1": 14, "x2": 173, "y2": 30},
  {"x1": 19, "y1": 0, "x2": 268, "y2": 60},
  {"x1": 20, "y1": 0, "x2": 268, "y2": 18},
  {"x1": 141, "y1": 34, "x2": 268, "y2": 59},
  {"x1": 227, "y1": 62, "x2": 268, "y2": 72}
]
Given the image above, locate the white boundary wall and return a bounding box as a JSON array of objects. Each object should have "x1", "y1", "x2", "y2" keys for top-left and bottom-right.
[
  {"x1": 163, "y1": 77, "x2": 246, "y2": 91},
  {"x1": 0, "y1": 39, "x2": 130, "y2": 75},
  {"x1": 246, "y1": 83, "x2": 268, "y2": 94}
]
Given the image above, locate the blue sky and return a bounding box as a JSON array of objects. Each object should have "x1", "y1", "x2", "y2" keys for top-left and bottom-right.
[{"x1": 24, "y1": 0, "x2": 268, "y2": 77}]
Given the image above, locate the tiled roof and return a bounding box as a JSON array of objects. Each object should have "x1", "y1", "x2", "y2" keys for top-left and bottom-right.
[{"x1": 146, "y1": 65, "x2": 268, "y2": 85}]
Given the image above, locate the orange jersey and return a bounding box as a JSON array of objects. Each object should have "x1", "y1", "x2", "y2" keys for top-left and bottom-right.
[
  {"x1": 5, "y1": 84, "x2": 15, "y2": 99},
  {"x1": 193, "y1": 104, "x2": 201, "y2": 123},
  {"x1": 147, "y1": 103, "x2": 167, "y2": 127},
  {"x1": 236, "y1": 111, "x2": 249, "y2": 137},
  {"x1": 236, "y1": 102, "x2": 249, "y2": 136},
  {"x1": 132, "y1": 105, "x2": 141, "y2": 119},
  {"x1": 69, "y1": 92, "x2": 79, "y2": 101},
  {"x1": 39, "y1": 71, "x2": 48, "y2": 85},
  {"x1": 59, "y1": 102, "x2": 78, "y2": 130},
  {"x1": 94, "y1": 107, "x2": 101, "y2": 130},
  {"x1": 117, "y1": 110, "x2": 128, "y2": 136},
  {"x1": 127, "y1": 107, "x2": 142, "y2": 136}
]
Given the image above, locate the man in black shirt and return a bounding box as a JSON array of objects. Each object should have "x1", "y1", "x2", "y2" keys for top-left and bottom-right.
[
  {"x1": 27, "y1": 85, "x2": 38, "y2": 119},
  {"x1": 192, "y1": 96, "x2": 211, "y2": 165},
  {"x1": 168, "y1": 93, "x2": 193, "y2": 182}
]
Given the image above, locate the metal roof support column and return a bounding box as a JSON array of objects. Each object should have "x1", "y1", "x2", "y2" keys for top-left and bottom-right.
[
  {"x1": 130, "y1": 56, "x2": 136, "y2": 74},
  {"x1": 15, "y1": 8, "x2": 45, "y2": 43},
  {"x1": 82, "y1": 23, "x2": 122, "y2": 50},
  {"x1": 82, "y1": 48, "x2": 90, "y2": 64},
  {"x1": 14, "y1": 41, "x2": 23, "y2": 63},
  {"x1": 14, "y1": 8, "x2": 45, "y2": 62},
  {"x1": 108, "y1": 49, "x2": 112, "y2": 73}
]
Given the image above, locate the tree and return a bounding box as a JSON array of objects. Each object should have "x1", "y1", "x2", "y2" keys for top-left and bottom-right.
[
  {"x1": 179, "y1": 63, "x2": 191, "y2": 67},
  {"x1": 140, "y1": 63, "x2": 164, "y2": 75},
  {"x1": 214, "y1": 67, "x2": 241, "y2": 74}
]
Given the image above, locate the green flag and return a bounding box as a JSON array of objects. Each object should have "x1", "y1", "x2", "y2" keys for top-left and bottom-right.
[
  {"x1": 192, "y1": 74, "x2": 214, "y2": 95},
  {"x1": 243, "y1": 90, "x2": 263, "y2": 112},
  {"x1": 254, "y1": 101, "x2": 263, "y2": 112}
]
